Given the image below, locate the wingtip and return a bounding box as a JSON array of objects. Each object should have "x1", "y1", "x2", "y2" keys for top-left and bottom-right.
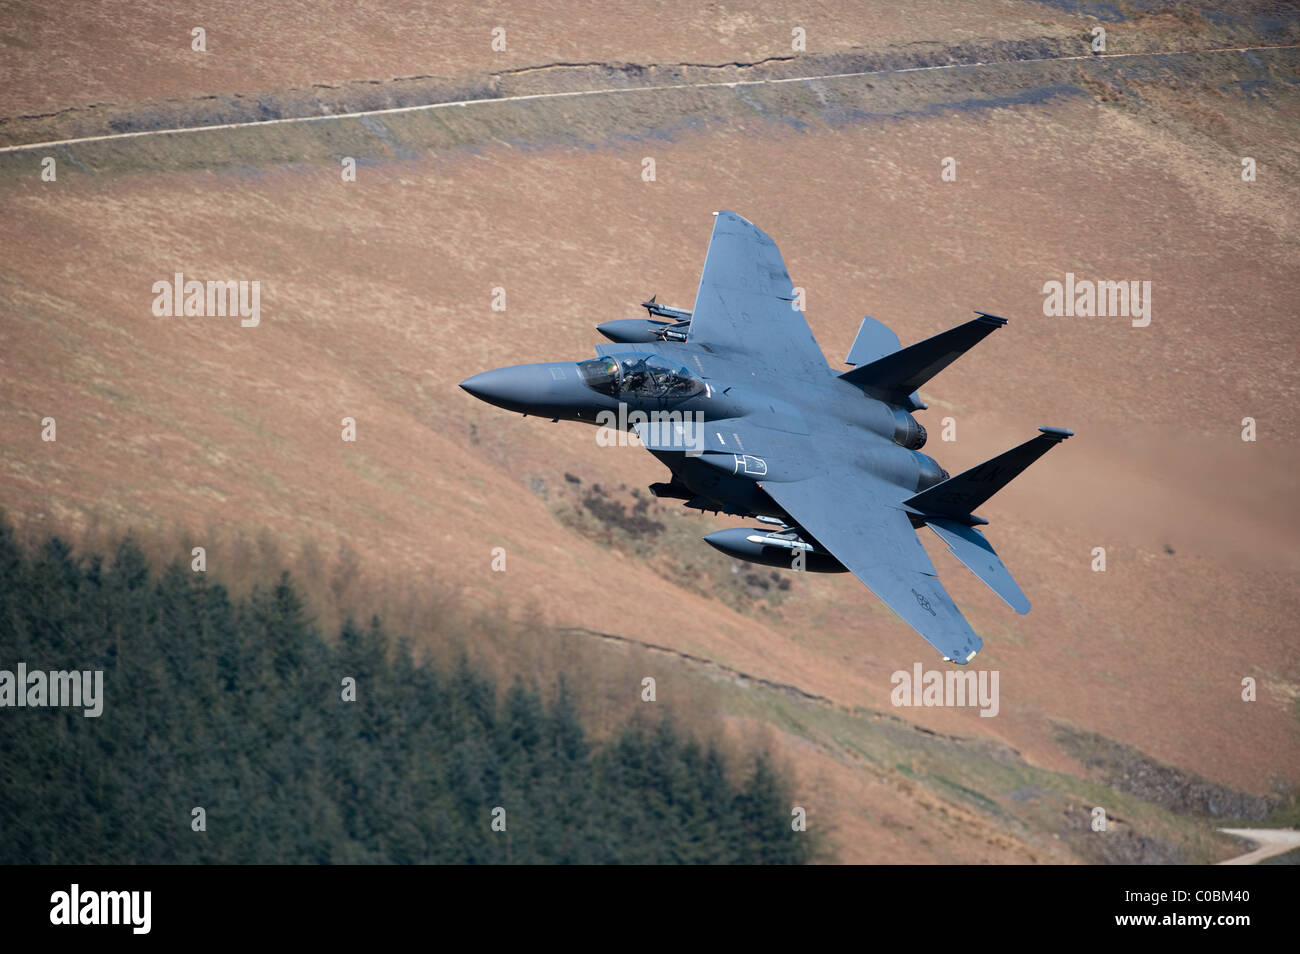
[
  {"x1": 1038, "y1": 426, "x2": 1075, "y2": 441},
  {"x1": 944, "y1": 648, "x2": 981, "y2": 666},
  {"x1": 714, "y1": 209, "x2": 755, "y2": 227}
]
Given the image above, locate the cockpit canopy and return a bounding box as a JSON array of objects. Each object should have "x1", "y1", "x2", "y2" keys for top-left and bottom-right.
[{"x1": 577, "y1": 353, "x2": 705, "y2": 400}]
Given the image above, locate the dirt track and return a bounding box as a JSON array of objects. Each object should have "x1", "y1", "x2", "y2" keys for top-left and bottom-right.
[{"x1": 1215, "y1": 828, "x2": 1300, "y2": 864}]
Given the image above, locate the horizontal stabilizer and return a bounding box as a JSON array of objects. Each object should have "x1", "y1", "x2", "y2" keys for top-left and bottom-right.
[
  {"x1": 839, "y1": 311, "x2": 1008, "y2": 404},
  {"x1": 926, "y1": 519, "x2": 1030, "y2": 614},
  {"x1": 905, "y1": 426, "x2": 1074, "y2": 519}
]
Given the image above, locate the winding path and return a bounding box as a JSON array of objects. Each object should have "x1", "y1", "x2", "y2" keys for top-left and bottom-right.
[
  {"x1": 1215, "y1": 828, "x2": 1300, "y2": 865},
  {"x1": 1, "y1": 43, "x2": 1296, "y2": 155}
]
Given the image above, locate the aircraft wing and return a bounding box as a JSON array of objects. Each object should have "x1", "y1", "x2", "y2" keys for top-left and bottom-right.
[
  {"x1": 688, "y1": 211, "x2": 830, "y2": 378},
  {"x1": 761, "y1": 473, "x2": 983, "y2": 663}
]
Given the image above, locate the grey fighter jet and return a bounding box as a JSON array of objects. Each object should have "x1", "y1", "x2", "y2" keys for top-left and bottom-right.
[{"x1": 460, "y1": 211, "x2": 1072, "y2": 664}]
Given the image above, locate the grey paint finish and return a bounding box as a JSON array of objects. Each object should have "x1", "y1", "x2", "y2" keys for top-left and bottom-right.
[{"x1": 460, "y1": 211, "x2": 1073, "y2": 664}]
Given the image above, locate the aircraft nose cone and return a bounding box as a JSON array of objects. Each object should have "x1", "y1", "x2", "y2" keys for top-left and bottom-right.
[
  {"x1": 459, "y1": 364, "x2": 559, "y2": 414},
  {"x1": 458, "y1": 369, "x2": 496, "y2": 400},
  {"x1": 460, "y1": 367, "x2": 526, "y2": 406}
]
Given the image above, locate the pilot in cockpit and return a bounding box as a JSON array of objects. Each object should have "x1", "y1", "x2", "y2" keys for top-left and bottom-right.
[{"x1": 577, "y1": 354, "x2": 704, "y2": 400}]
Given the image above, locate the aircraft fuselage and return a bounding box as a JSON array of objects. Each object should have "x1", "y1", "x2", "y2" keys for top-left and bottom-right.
[{"x1": 459, "y1": 347, "x2": 946, "y2": 523}]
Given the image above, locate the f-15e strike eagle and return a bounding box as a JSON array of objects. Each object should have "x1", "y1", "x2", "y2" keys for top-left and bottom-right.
[{"x1": 460, "y1": 211, "x2": 1073, "y2": 664}]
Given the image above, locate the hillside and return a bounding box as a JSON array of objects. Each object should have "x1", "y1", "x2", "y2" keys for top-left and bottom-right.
[{"x1": 1, "y1": 2, "x2": 1297, "y2": 862}]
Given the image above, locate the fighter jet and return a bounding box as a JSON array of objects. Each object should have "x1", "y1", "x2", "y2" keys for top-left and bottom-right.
[{"x1": 460, "y1": 211, "x2": 1072, "y2": 664}]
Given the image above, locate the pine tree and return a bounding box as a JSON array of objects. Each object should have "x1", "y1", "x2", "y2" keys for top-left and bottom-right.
[{"x1": 0, "y1": 519, "x2": 811, "y2": 865}]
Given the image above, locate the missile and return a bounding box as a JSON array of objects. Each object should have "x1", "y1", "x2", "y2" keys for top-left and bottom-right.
[
  {"x1": 702, "y1": 527, "x2": 847, "y2": 573},
  {"x1": 641, "y1": 295, "x2": 693, "y2": 322}
]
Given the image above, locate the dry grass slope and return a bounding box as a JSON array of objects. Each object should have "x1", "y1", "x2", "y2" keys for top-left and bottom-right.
[{"x1": 1, "y1": 2, "x2": 1297, "y2": 862}]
